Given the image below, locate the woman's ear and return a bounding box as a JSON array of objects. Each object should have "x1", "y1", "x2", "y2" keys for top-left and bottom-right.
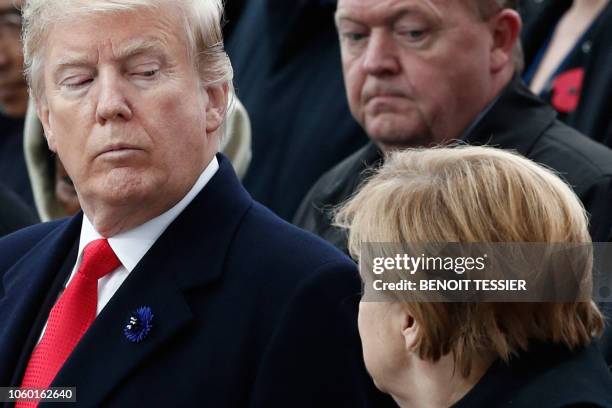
[{"x1": 400, "y1": 307, "x2": 419, "y2": 352}]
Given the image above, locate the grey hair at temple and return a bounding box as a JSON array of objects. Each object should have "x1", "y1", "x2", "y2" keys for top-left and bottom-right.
[{"x1": 474, "y1": 0, "x2": 524, "y2": 72}]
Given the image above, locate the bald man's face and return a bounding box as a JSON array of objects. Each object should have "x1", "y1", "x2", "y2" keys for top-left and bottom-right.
[
  {"x1": 0, "y1": 0, "x2": 28, "y2": 118},
  {"x1": 335, "y1": 0, "x2": 498, "y2": 150}
]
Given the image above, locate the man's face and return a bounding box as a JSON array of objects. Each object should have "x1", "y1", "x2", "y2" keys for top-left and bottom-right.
[
  {"x1": 336, "y1": 0, "x2": 498, "y2": 149},
  {"x1": 0, "y1": 0, "x2": 28, "y2": 117},
  {"x1": 38, "y1": 7, "x2": 226, "y2": 230}
]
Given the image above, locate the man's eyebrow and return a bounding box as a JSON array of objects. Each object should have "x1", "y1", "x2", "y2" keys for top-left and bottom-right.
[
  {"x1": 52, "y1": 57, "x2": 94, "y2": 80},
  {"x1": 54, "y1": 40, "x2": 167, "y2": 68},
  {"x1": 51, "y1": 40, "x2": 168, "y2": 80},
  {"x1": 114, "y1": 39, "x2": 167, "y2": 62},
  {"x1": 335, "y1": 7, "x2": 438, "y2": 27},
  {"x1": 335, "y1": 11, "x2": 362, "y2": 26}
]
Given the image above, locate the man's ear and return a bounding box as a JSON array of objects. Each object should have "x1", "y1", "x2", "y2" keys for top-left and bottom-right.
[
  {"x1": 400, "y1": 307, "x2": 420, "y2": 352},
  {"x1": 489, "y1": 9, "x2": 522, "y2": 73},
  {"x1": 205, "y1": 83, "x2": 228, "y2": 134},
  {"x1": 36, "y1": 100, "x2": 57, "y2": 153}
]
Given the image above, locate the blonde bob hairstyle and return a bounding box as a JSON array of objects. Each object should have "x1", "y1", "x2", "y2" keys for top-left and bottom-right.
[
  {"x1": 335, "y1": 145, "x2": 604, "y2": 376},
  {"x1": 21, "y1": 0, "x2": 234, "y2": 105}
]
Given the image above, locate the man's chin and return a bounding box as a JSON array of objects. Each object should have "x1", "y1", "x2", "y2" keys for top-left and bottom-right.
[
  {"x1": 369, "y1": 131, "x2": 434, "y2": 151},
  {"x1": 81, "y1": 173, "x2": 154, "y2": 207},
  {"x1": 86, "y1": 191, "x2": 148, "y2": 210},
  {"x1": 365, "y1": 117, "x2": 433, "y2": 150}
]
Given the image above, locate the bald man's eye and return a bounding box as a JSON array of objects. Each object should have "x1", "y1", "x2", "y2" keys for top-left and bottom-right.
[
  {"x1": 397, "y1": 27, "x2": 427, "y2": 40},
  {"x1": 340, "y1": 31, "x2": 368, "y2": 47},
  {"x1": 394, "y1": 27, "x2": 431, "y2": 48},
  {"x1": 404, "y1": 30, "x2": 425, "y2": 40},
  {"x1": 343, "y1": 32, "x2": 365, "y2": 41}
]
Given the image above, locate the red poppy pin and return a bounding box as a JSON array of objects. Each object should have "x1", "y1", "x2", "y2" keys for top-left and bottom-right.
[{"x1": 551, "y1": 68, "x2": 585, "y2": 113}]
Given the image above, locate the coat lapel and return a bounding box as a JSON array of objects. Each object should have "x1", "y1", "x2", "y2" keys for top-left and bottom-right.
[
  {"x1": 47, "y1": 271, "x2": 194, "y2": 406},
  {"x1": 8, "y1": 240, "x2": 79, "y2": 390},
  {"x1": 44, "y1": 155, "x2": 253, "y2": 406},
  {"x1": 0, "y1": 215, "x2": 82, "y2": 386}
]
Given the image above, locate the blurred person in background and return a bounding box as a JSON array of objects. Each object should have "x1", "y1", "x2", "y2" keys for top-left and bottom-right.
[
  {"x1": 336, "y1": 146, "x2": 612, "y2": 407},
  {"x1": 295, "y1": 0, "x2": 612, "y2": 250},
  {"x1": 225, "y1": 0, "x2": 369, "y2": 221},
  {"x1": 0, "y1": 0, "x2": 35, "y2": 208},
  {"x1": 521, "y1": 0, "x2": 612, "y2": 146},
  {"x1": 221, "y1": 0, "x2": 246, "y2": 39},
  {"x1": 0, "y1": 184, "x2": 38, "y2": 237}
]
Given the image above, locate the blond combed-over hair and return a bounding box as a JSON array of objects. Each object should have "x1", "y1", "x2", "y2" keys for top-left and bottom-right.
[
  {"x1": 335, "y1": 145, "x2": 604, "y2": 376},
  {"x1": 21, "y1": 0, "x2": 234, "y2": 105}
]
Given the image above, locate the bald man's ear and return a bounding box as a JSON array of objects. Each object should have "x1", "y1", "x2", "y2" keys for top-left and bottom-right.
[
  {"x1": 489, "y1": 9, "x2": 522, "y2": 73},
  {"x1": 36, "y1": 100, "x2": 57, "y2": 153},
  {"x1": 205, "y1": 83, "x2": 228, "y2": 134}
]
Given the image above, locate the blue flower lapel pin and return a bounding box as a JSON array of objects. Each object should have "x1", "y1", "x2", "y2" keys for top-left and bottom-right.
[{"x1": 124, "y1": 306, "x2": 154, "y2": 343}]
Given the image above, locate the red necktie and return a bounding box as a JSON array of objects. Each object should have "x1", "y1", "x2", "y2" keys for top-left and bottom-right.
[{"x1": 17, "y1": 239, "x2": 121, "y2": 407}]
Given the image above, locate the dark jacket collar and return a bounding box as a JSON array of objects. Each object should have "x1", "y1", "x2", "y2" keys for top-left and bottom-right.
[
  {"x1": 0, "y1": 215, "x2": 83, "y2": 389},
  {"x1": 311, "y1": 141, "x2": 383, "y2": 214},
  {"x1": 453, "y1": 342, "x2": 612, "y2": 407},
  {"x1": 464, "y1": 76, "x2": 558, "y2": 156}
]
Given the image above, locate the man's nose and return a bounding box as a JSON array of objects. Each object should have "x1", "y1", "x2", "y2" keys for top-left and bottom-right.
[
  {"x1": 362, "y1": 31, "x2": 401, "y2": 76},
  {"x1": 95, "y1": 72, "x2": 133, "y2": 125}
]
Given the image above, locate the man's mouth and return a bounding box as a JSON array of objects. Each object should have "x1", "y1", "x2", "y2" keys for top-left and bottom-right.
[
  {"x1": 97, "y1": 144, "x2": 144, "y2": 158},
  {"x1": 364, "y1": 89, "x2": 407, "y2": 102},
  {"x1": 367, "y1": 94, "x2": 405, "y2": 103}
]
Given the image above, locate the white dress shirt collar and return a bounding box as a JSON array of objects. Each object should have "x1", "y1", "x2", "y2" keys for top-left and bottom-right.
[{"x1": 75, "y1": 156, "x2": 219, "y2": 273}]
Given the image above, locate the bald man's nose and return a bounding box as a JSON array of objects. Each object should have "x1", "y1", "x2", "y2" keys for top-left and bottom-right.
[{"x1": 362, "y1": 31, "x2": 401, "y2": 76}]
